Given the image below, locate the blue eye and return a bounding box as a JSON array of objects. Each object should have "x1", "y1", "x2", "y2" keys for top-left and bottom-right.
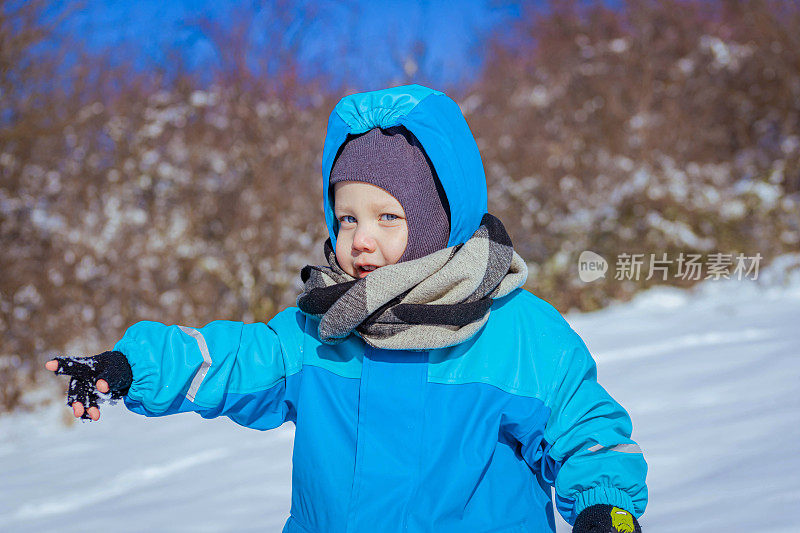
[
  {"x1": 340, "y1": 215, "x2": 356, "y2": 224},
  {"x1": 381, "y1": 214, "x2": 399, "y2": 221}
]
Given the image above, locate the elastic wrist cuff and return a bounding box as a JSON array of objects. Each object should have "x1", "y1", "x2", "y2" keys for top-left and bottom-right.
[
  {"x1": 574, "y1": 485, "x2": 636, "y2": 518},
  {"x1": 112, "y1": 338, "x2": 154, "y2": 407}
]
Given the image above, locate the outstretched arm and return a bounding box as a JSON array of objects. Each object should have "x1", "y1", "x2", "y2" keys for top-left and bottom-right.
[
  {"x1": 114, "y1": 320, "x2": 299, "y2": 429},
  {"x1": 47, "y1": 318, "x2": 302, "y2": 430}
]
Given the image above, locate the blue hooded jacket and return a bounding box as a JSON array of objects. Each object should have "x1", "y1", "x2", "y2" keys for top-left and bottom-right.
[{"x1": 116, "y1": 84, "x2": 648, "y2": 532}]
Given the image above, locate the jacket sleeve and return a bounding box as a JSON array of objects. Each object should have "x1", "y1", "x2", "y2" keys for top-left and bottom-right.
[
  {"x1": 113, "y1": 316, "x2": 303, "y2": 430},
  {"x1": 540, "y1": 333, "x2": 648, "y2": 525}
]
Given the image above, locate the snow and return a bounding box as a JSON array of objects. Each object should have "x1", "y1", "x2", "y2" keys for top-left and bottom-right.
[{"x1": 2, "y1": 257, "x2": 799, "y2": 532}]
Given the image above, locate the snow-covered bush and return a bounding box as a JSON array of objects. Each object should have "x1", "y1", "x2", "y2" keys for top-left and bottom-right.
[{"x1": 467, "y1": 0, "x2": 800, "y2": 311}]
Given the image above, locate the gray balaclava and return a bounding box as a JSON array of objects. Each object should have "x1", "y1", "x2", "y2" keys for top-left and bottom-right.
[{"x1": 330, "y1": 125, "x2": 450, "y2": 262}]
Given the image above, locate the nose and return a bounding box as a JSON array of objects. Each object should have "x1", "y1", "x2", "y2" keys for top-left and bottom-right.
[{"x1": 352, "y1": 226, "x2": 376, "y2": 252}]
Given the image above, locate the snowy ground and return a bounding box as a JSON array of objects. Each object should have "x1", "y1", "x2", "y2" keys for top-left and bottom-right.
[{"x1": 2, "y1": 256, "x2": 799, "y2": 532}]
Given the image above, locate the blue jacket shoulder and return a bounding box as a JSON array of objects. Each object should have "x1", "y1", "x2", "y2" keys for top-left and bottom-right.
[{"x1": 428, "y1": 289, "x2": 586, "y2": 400}]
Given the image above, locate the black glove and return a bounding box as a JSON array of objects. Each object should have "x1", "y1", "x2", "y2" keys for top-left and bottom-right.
[
  {"x1": 50, "y1": 351, "x2": 133, "y2": 420},
  {"x1": 573, "y1": 504, "x2": 641, "y2": 533}
]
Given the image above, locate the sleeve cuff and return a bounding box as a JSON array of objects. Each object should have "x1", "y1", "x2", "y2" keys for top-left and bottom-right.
[
  {"x1": 573, "y1": 485, "x2": 636, "y2": 518},
  {"x1": 113, "y1": 337, "x2": 158, "y2": 410}
]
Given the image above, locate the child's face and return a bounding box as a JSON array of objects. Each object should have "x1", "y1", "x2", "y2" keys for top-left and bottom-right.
[{"x1": 333, "y1": 181, "x2": 408, "y2": 278}]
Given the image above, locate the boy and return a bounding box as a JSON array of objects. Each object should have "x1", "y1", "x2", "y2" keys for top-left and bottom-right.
[{"x1": 46, "y1": 84, "x2": 647, "y2": 532}]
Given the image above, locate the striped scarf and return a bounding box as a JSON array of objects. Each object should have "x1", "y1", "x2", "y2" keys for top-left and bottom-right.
[{"x1": 297, "y1": 214, "x2": 528, "y2": 351}]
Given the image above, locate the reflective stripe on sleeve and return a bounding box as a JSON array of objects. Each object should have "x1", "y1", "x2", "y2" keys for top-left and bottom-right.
[
  {"x1": 587, "y1": 443, "x2": 642, "y2": 454},
  {"x1": 178, "y1": 325, "x2": 212, "y2": 402}
]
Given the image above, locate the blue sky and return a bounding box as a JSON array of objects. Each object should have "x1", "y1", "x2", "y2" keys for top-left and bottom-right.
[{"x1": 52, "y1": 0, "x2": 525, "y2": 90}]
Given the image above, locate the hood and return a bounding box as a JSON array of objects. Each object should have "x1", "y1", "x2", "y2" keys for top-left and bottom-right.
[{"x1": 321, "y1": 84, "x2": 487, "y2": 249}]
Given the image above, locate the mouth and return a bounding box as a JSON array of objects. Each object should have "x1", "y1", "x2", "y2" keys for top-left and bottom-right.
[{"x1": 355, "y1": 264, "x2": 379, "y2": 277}]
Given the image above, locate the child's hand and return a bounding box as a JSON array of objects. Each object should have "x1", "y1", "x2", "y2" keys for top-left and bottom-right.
[
  {"x1": 573, "y1": 504, "x2": 640, "y2": 533},
  {"x1": 44, "y1": 351, "x2": 133, "y2": 421}
]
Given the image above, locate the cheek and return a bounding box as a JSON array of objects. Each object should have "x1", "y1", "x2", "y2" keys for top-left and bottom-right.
[
  {"x1": 335, "y1": 235, "x2": 355, "y2": 273},
  {"x1": 384, "y1": 226, "x2": 409, "y2": 263}
]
